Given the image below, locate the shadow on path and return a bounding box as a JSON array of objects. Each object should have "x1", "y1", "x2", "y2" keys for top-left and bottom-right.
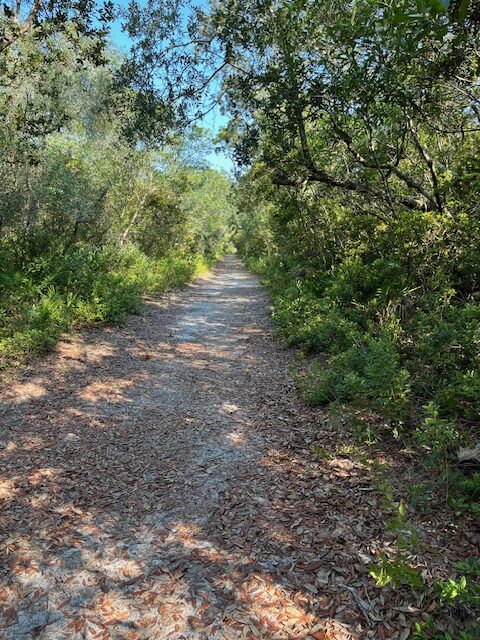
[{"x1": 0, "y1": 256, "x2": 449, "y2": 640}]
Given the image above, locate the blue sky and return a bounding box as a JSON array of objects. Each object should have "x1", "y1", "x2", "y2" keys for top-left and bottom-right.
[{"x1": 108, "y1": 7, "x2": 234, "y2": 174}]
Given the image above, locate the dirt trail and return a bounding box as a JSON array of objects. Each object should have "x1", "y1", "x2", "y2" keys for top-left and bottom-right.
[{"x1": 0, "y1": 257, "x2": 472, "y2": 639}]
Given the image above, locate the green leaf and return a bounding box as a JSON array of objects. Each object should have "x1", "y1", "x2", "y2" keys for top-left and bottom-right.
[{"x1": 458, "y1": 0, "x2": 469, "y2": 22}]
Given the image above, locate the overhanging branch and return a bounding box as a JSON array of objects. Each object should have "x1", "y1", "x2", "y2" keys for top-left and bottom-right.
[
  {"x1": 272, "y1": 169, "x2": 433, "y2": 211},
  {"x1": 330, "y1": 118, "x2": 438, "y2": 209}
]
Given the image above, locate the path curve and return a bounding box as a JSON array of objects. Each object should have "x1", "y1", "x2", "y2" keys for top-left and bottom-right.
[{"x1": 0, "y1": 257, "x2": 462, "y2": 639}]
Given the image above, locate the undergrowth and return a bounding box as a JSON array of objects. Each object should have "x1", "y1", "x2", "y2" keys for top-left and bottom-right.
[
  {"x1": 246, "y1": 252, "x2": 479, "y2": 428},
  {"x1": 0, "y1": 244, "x2": 211, "y2": 371},
  {"x1": 245, "y1": 251, "x2": 479, "y2": 510},
  {"x1": 242, "y1": 249, "x2": 480, "y2": 636}
]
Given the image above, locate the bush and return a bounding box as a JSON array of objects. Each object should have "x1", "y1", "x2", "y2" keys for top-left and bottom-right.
[
  {"x1": 303, "y1": 331, "x2": 411, "y2": 420},
  {"x1": 244, "y1": 239, "x2": 480, "y2": 425},
  {"x1": 0, "y1": 245, "x2": 207, "y2": 370},
  {"x1": 450, "y1": 473, "x2": 480, "y2": 516},
  {"x1": 272, "y1": 293, "x2": 358, "y2": 353},
  {"x1": 410, "y1": 303, "x2": 480, "y2": 419}
]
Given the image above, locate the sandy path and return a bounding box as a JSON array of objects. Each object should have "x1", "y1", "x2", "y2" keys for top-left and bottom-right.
[{"x1": 0, "y1": 257, "x2": 473, "y2": 639}]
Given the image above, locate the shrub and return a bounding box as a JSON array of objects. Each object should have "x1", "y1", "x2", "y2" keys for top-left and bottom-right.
[
  {"x1": 0, "y1": 245, "x2": 207, "y2": 370},
  {"x1": 414, "y1": 402, "x2": 461, "y2": 457},
  {"x1": 410, "y1": 303, "x2": 480, "y2": 419},
  {"x1": 303, "y1": 331, "x2": 411, "y2": 420},
  {"x1": 272, "y1": 293, "x2": 358, "y2": 353}
]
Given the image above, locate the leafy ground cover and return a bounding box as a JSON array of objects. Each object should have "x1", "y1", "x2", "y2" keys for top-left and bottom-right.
[{"x1": 0, "y1": 247, "x2": 210, "y2": 372}]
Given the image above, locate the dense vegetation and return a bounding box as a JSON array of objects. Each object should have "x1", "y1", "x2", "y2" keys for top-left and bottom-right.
[
  {"x1": 1, "y1": 0, "x2": 479, "y2": 636},
  {"x1": 229, "y1": 0, "x2": 479, "y2": 484},
  {"x1": 0, "y1": 7, "x2": 234, "y2": 370},
  {"x1": 218, "y1": 1, "x2": 479, "y2": 635}
]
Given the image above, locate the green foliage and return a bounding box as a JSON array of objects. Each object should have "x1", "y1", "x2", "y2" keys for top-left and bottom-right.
[
  {"x1": 407, "y1": 481, "x2": 435, "y2": 512},
  {"x1": 375, "y1": 478, "x2": 395, "y2": 510},
  {"x1": 387, "y1": 500, "x2": 421, "y2": 550},
  {"x1": 226, "y1": 0, "x2": 480, "y2": 433},
  {"x1": 0, "y1": 37, "x2": 234, "y2": 370},
  {"x1": 411, "y1": 303, "x2": 480, "y2": 419},
  {"x1": 437, "y1": 575, "x2": 474, "y2": 605},
  {"x1": 412, "y1": 559, "x2": 479, "y2": 638},
  {"x1": 350, "y1": 415, "x2": 378, "y2": 446},
  {"x1": 369, "y1": 490, "x2": 424, "y2": 590},
  {"x1": 302, "y1": 331, "x2": 411, "y2": 420},
  {"x1": 414, "y1": 402, "x2": 461, "y2": 457},
  {"x1": 241, "y1": 216, "x2": 480, "y2": 423},
  {"x1": 273, "y1": 293, "x2": 358, "y2": 354},
  {"x1": 430, "y1": 558, "x2": 480, "y2": 630},
  {"x1": 369, "y1": 552, "x2": 424, "y2": 590},
  {"x1": 413, "y1": 621, "x2": 480, "y2": 640},
  {"x1": 449, "y1": 472, "x2": 480, "y2": 516},
  {"x1": 0, "y1": 247, "x2": 207, "y2": 369},
  {"x1": 453, "y1": 558, "x2": 480, "y2": 579}
]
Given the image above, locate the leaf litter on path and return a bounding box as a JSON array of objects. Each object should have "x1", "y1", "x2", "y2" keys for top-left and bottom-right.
[{"x1": 0, "y1": 256, "x2": 477, "y2": 639}]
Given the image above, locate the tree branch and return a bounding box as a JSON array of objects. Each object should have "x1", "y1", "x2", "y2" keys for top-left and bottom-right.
[
  {"x1": 330, "y1": 118, "x2": 438, "y2": 209},
  {"x1": 272, "y1": 169, "x2": 432, "y2": 211},
  {"x1": 407, "y1": 116, "x2": 443, "y2": 212},
  {"x1": 0, "y1": 0, "x2": 42, "y2": 53}
]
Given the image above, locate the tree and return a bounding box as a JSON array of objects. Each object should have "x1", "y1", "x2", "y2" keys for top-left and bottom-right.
[
  {"x1": 124, "y1": 0, "x2": 478, "y2": 214},
  {"x1": 0, "y1": 0, "x2": 114, "y2": 57}
]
